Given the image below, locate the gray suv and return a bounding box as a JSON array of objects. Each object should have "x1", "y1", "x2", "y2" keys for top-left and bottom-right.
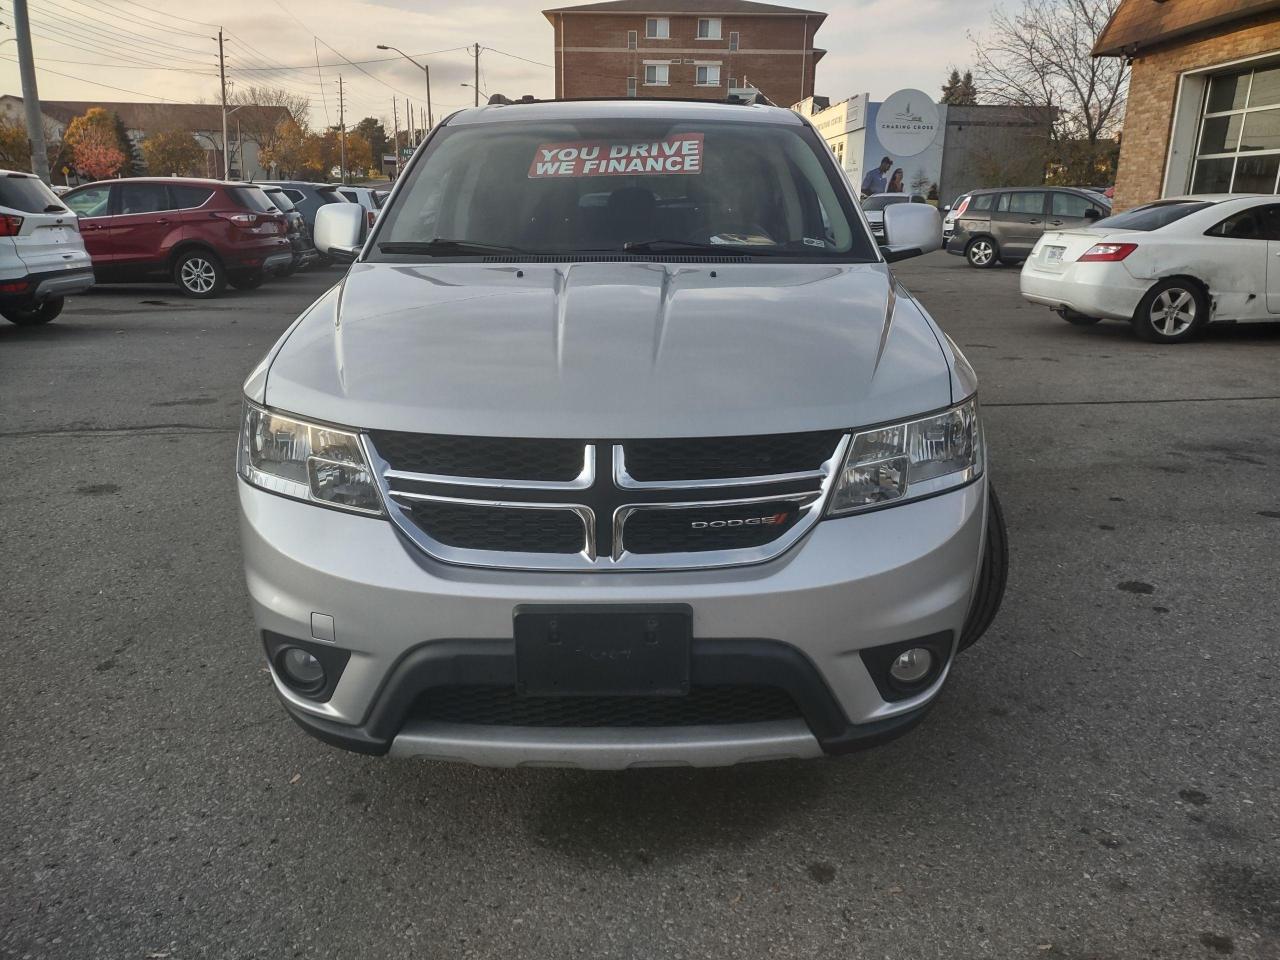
[
  {"x1": 947, "y1": 187, "x2": 1109, "y2": 268},
  {"x1": 238, "y1": 98, "x2": 1008, "y2": 769}
]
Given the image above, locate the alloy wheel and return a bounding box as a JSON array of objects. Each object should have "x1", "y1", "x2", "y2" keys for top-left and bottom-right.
[
  {"x1": 180, "y1": 257, "x2": 217, "y2": 295},
  {"x1": 968, "y1": 239, "x2": 994, "y2": 267},
  {"x1": 1149, "y1": 287, "x2": 1196, "y2": 337}
]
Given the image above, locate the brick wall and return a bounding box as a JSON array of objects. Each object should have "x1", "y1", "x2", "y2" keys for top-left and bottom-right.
[
  {"x1": 550, "y1": 13, "x2": 821, "y2": 107},
  {"x1": 1112, "y1": 12, "x2": 1280, "y2": 209}
]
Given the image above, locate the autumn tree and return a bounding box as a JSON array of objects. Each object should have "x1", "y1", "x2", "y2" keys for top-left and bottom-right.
[
  {"x1": 258, "y1": 117, "x2": 307, "y2": 178},
  {"x1": 63, "y1": 108, "x2": 126, "y2": 180},
  {"x1": 352, "y1": 117, "x2": 387, "y2": 167},
  {"x1": 0, "y1": 119, "x2": 31, "y2": 168},
  {"x1": 141, "y1": 129, "x2": 204, "y2": 176},
  {"x1": 941, "y1": 69, "x2": 979, "y2": 105},
  {"x1": 342, "y1": 131, "x2": 373, "y2": 178},
  {"x1": 971, "y1": 0, "x2": 1128, "y2": 180}
]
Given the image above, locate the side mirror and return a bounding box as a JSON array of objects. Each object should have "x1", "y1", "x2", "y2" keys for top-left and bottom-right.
[
  {"x1": 314, "y1": 203, "x2": 365, "y2": 262},
  {"x1": 880, "y1": 203, "x2": 943, "y2": 263},
  {"x1": 1085, "y1": 208, "x2": 1102, "y2": 221}
]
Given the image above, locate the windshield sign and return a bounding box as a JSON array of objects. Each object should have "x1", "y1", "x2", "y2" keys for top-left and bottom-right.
[
  {"x1": 374, "y1": 117, "x2": 875, "y2": 260},
  {"x1": 530, "y1": 134, "x2": 704, "y2": 178}
]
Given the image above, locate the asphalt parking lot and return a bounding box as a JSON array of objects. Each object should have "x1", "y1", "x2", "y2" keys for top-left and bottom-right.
[{"x1": 2, "y1": 254, "x2": 1278, "y2": 959}]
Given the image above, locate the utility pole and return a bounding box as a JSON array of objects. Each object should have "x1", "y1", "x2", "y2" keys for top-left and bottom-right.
[
  {"x1": 13, "y1": 0, "x2": 49, "y2": 182},
  {"x1": 474, "y1": 42, "x2": 480, "y2": 107},
  {"x1": 336, "y1": 76, "x2": 346, "y2": 185},
  {"x1": 218, "y1": 29, "x2": 230, "y2": 179},
  {"x1": 406, "y1": 98, "x2": 415, "y2": 147},
  {"x1": 391, "y1": 97, "x2": 400, "y2": 179}
]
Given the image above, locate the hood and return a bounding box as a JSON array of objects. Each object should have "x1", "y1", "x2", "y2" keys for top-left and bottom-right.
[{"x1": 262, "y1": 261, "x2": 954, "y2": 438}]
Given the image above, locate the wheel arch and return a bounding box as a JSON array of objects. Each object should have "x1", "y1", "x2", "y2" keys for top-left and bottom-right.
[
  {"x1": 168, "y1": 241, "x2": 224, "y2": 272},
  {"x1": 1138, "y1": 273, "x2": 1211, "y2": 319}
]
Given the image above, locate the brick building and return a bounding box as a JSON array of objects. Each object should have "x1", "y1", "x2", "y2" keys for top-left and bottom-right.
[
  {"x1": 1094, "y1": 0, "x2": 1280, "y2": 209},
  {"x1": 542, "y1": 0, "x2": 826, "y2": 107}
]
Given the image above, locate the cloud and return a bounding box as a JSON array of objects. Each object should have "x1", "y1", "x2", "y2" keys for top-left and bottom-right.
[{"x1": 2, "y1": 0, "x2": 994, "y2": 126}]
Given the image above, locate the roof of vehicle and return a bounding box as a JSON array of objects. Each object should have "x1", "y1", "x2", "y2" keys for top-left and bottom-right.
[
  {"x1": 64, "y1": 176, "x2": 234, "y2": 191},
  {"x1": 258, "y1": 180, "x2": 345, "y2": 189},
  {"x1": 967, "y1": 185, "x2": 1102, "y2": 194},
  {"x1": 0, "y1": 169, "x2": 40, "y2": 179},
  {"x1": 1160, "y1": 194, "x2": 1263, "y2": 203},
  {"x1": 444, "y1": 97, "x2": 802, "y2": 127}
]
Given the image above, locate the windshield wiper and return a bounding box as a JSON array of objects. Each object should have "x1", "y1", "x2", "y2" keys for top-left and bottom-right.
[
  {"x1": 378, "y1": 238, "x2": 524, "y2": 256},
  {"x1": 622, "y1": 238, "x2": 779, "y2": 255}
]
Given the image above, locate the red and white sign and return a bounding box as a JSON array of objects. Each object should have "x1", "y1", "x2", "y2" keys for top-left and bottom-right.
[{"x1": 528, "y1": 134, "x2": 704, "y2": 178}]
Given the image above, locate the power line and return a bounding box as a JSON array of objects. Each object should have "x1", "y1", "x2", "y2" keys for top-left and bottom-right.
[
  {"x1": 482, "y1": 45, "x2": 553, "y2": 69},
  {"x1": 96, "y1": 0, "x2": 218, "y2": 28},
  {"x1": 0, "y1": 54, "x2": 175, "y2": 100},
  {"x1": 70, "y1": 0, "x2": 213, "y2": 39},
  {"x1": 37, "y1": 0, "x2": 216, "y2": 59}
]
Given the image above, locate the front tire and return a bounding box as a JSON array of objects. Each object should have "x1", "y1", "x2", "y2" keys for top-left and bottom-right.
[
  {"x1": 966, "y1": 237, "x2": 998, "y2": 269},
  {"x1": 173, "y1": 250, "x2": 225, "y2": 299},
  {"x1": 1, "y1": 296, "x2": 64, "y2": 326},
  {"x1": 1133, "y1": 279, "x2": 1207, "y2": 343},
  {"x1": 959, "y1": 485, "x2": 1008, "y2": 652}
]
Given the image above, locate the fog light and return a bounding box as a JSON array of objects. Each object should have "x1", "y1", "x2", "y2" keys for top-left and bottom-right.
[
  {"x1": 888, "y1": 648, "x2": 934, "y2": 686},
  {"x1": 279, "y1": 646, "x2": 326, "y2": 693}
]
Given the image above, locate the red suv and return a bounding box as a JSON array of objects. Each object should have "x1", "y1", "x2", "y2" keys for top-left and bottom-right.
[{"x1": 62, "y1": 178, "x2": 292, "y2": 298}]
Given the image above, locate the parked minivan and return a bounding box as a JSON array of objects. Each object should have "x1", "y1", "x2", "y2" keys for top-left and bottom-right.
[
  {"x1": 239, "y1": 98, "x2": 1008, "y2": 768},
  {"x1": 62, "y1": 178, "x2": 292, "y2": 297},
  {"x1": 947, "y1": 187, "x2": 1110, "y2": 268}
]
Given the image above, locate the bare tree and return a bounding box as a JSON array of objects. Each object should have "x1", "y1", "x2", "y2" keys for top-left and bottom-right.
[
  {"x1": 971, "y1": 0, "x2": 1128, "y2": 178},
  {"x1": 229, "y1": 85, "x2": 312, "y2": 161}
]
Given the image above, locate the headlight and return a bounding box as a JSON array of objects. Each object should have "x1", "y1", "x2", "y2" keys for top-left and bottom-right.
[
  {"x1": 828, "y1": 398, "x2": 982, "y2": 516},
  {"x1": 237, "y1": 400, "x2": 382, "y2": 515}
]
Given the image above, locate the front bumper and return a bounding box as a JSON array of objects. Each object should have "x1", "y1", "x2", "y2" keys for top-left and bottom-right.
[{"x1": 239, "y1": 478, "x2": 986, "y2": 767}]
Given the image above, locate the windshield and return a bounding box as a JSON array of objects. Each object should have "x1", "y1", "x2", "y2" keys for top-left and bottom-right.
[
  {"x1": 228, "y1": 186, "x2": 279, "y2": 214},
  {"x1": 374, "y1": 116, "x2": 873, "y2": 260},
  {"x1": 1092, "y1": 201, "x2": 1212, "y2": 232},
  {"x1": 861, "y1": 195, "x2": 910, "y2": 212},
  {"x1": 0, "y1": 174, "x2": 65, "y2": 213},
  {"x1": 264, "y1": 188, "x2": 295, "y2": 211}
]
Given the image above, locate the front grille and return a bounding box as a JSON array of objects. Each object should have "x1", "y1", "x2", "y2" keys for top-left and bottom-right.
[
  {"x1": 407, "y1": 501, "x2": 584, "y2": 554},
  {"x1": 623, "y1": 502, "x2": 803, "y2": 555},
  {"x1": 369, "y1": 431, "x2": 583, "y2": 481},
  {"x1": 413, "y1": 685, "x2": 801, "y2": 727},
  {"x1": 624, "y1": 431, "x2": 843, "y2": 481},
  {"x1": 369, "y1": 431, "x2": 847, "y2": 570}
]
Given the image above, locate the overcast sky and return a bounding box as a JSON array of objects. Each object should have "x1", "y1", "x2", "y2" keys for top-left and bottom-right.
[{"x1": 1, "y1": 0, "x2": 995, "y2": 129}]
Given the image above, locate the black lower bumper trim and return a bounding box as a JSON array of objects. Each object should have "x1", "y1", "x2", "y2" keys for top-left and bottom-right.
[{"x1": 275, "y1": 636, "x2": 944, "y2": 758}]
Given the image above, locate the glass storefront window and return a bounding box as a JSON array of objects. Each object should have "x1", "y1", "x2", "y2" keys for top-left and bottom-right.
[{"x1": 1192, "y1": 64, "x2": 1280, "y2": 195}]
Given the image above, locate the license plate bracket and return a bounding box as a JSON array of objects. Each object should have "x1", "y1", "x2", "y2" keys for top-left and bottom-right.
[
  {"x1": 514, "y1": 604, "x2": 692, "y2": 697},
  {"x1": 1046, "y1": 245, "x2": 1065, "y2": 263}
]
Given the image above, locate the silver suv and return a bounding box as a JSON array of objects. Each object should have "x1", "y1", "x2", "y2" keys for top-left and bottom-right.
[
  {"x1": 237, "y1": 99, "x2": 1007, "y2": 769},
  {"x1": 0, "y1": 170, "x2": 93, "y2": 325}
]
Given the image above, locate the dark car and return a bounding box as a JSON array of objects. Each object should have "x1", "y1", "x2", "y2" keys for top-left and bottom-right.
[
  {"x1": 62, "y1": 178, "x2": 292, "y2": 297},
  {"x1": 257, "y1": 181, "x2": 352, "y2": 263},
  {"x1": 261, "y1": 185, "x2": 318, "y2": 275},
  {"x1": 946, "y1": 186, "x2": 1110, "y2": 268}
]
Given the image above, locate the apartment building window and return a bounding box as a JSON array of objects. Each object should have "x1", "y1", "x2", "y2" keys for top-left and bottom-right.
[
  {"x1": 627, "y1": 29, "x2": 637, "y2": 49},
  {"x1": 1192, "y1": 64, "x2": 1280, "y2": 194},
  {"x1": 627, "y1": 76, "x2": 637, "y2": 97},
  {"x1": 644, "y1": 63, "x2": 670, "y2": 85},
  {"x1": 697, "y1": 18, "x2": 722, "y2": 39},
  {"x1": 695, "y1": 65, "x2": 721, "y2": 86},
  {"x1": 645, "y1": 17, "x2": 669, "y2": 39},
  {"x1": 729, "y1": 31, "x2": 739, "y2": 52},
  {"x1": 728, "y1": 76, "x2": 737, "y2": 89}
]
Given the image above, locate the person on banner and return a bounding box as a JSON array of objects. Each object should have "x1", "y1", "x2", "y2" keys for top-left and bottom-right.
[
  {"x1": 887, "y1": 168, "x2": 905, "y2": 193},
  {"x1": 860, "y1": 156, "x2": 892, "y2": 197}
]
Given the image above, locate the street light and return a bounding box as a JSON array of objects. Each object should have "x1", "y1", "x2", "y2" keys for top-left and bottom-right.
[
  {"x1": 376, "y1": 44, "x2": 432, "y2": 130},
  {"x1": 460, "y1": 81, "x2": 488, "y2": 105}
]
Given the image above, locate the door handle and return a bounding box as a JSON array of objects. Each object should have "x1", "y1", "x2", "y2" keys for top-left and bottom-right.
[
  {"x1": 156, "y1": 218, "x2": 171, "y2": 225},
  {"x1": 1029, "y1": 219, "x2": 1042, "y2": 225},
  {"x1": 1048, "y1": 220, "x2": 1064, "y2": 226},
  {"x1": 82, "y1": 223, "x2": 101, "y2": 230}
]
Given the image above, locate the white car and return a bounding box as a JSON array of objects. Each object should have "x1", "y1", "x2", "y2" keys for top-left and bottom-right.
[
  {"x1": 861, "y1": 193, "x2": 928, "y2": 244},
  {"x1": 942, "y1": 193, "x2": 970, "y2": 242},
  {"x1": 1021, "y1": 194, "x2": 1280, "y2": 343},
  {"x1": 331, "y1": 185, "x2": 388, "y2": 231},
  {"x1": 0, "y1": 170, "x2": 94, "y2": 325}
]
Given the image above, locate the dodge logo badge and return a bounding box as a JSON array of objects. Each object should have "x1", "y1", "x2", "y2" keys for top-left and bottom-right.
[{"x1": 691, "y1": 512, "x2": 790, "y2": 530}]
